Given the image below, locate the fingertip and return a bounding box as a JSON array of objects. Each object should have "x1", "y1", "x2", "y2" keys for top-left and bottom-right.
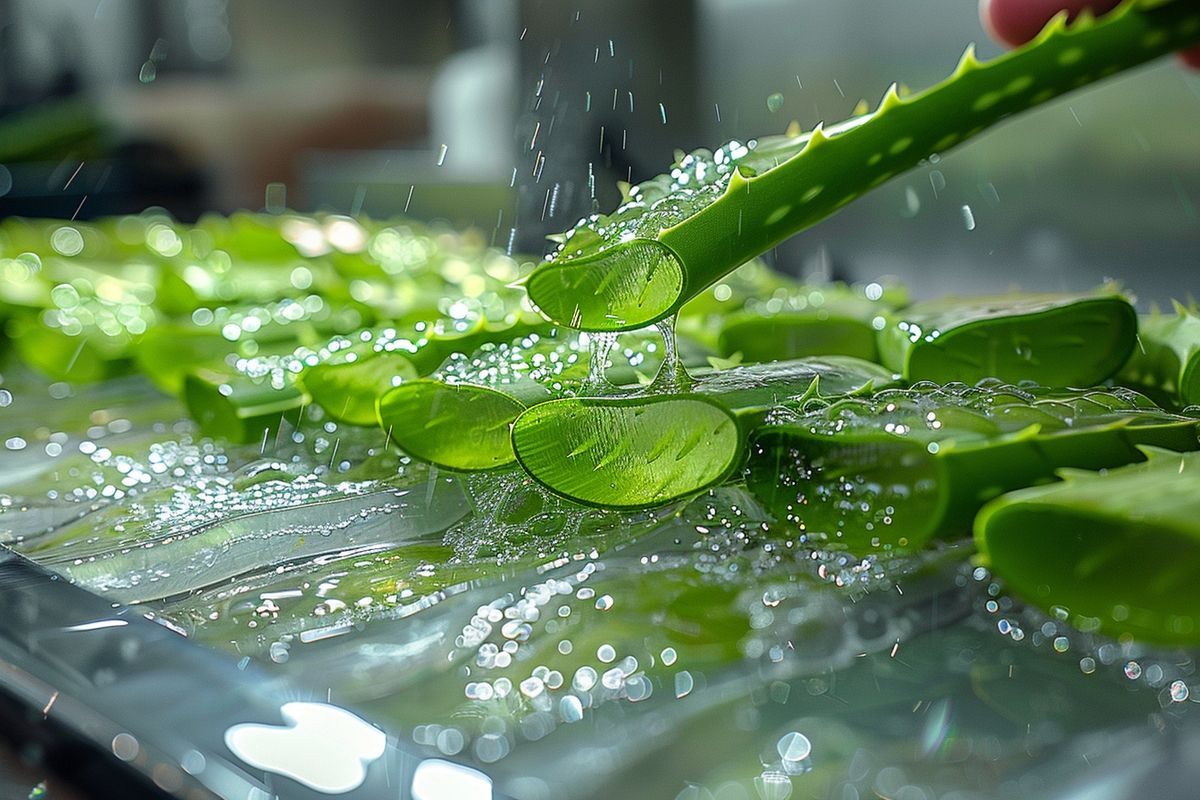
[
  {"x1": 1180, "y1": 46, "x2": 1200, "y2": 71},
  {"x1": 983, "y1": 0, "x2": 1122, "y2": 49}
]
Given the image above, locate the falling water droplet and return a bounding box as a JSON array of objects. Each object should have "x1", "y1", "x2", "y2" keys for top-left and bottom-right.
[
  {"x1": 766, "y1": 93, "x2": 785, "y2": 113},
  {"x1": 961, "y1": 204, "x2": 976, "y2": 230}
]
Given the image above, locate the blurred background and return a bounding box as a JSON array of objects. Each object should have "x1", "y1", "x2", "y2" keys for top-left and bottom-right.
[{"x1": 0, "y1": 0, "x2": 1197, "y2": 302}]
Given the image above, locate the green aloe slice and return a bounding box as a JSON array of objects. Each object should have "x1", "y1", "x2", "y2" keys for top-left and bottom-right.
[
  {"x1": 976, "y1": 447, "x2": 1200, "y2": 645},
  {"x1": 525, "y1": 0, "x2": 1200, "y2": 331},
  {"x1": 374, "y1": 328, "x2": 713, "y2": 470},
  {"x1": 299, "y1": 315, "x2": 552, "y2": 427},
  {"x1": 299, "y1": 345, "x2": 420, "y2": 426},
  {"x1": 1121, "y1": 303, "x2": 1200, "y2": 407},
  {"x1": 184, "y1": 367, "x2": 309, "y2": 445},
  {"x1": 747, "y1": 383, "x2": 1199, "y2": 551},
  {"x1": 716, "y1": 288, "x2": 900, "y2": 364},
  {"x1": 378, "y1": 378, "x2": 551, "y2": 471},
  {"x1": 876, "y1": 290, "x2": 1136, "y2": 385},
  {"x1": 512, "y1": 357, "x2": 897, "y2": 509}
]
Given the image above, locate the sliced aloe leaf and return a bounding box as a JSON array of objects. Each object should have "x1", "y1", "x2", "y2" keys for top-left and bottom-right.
[
  {"x1": 747, "y1": 382, "x2": 1199, "y2": 551},
  {"x1": 717, "y1": 287, "x2": 903, "y2": 364},
  {"x1": 1121, "y1": 303, "x2": 1200, "y2": 407},
  {"x1": 876, "y1": 290, "x2": 1136, "y2": 386},
  {"x1": 299, "y1": 344, "x2": 420, "y2": 426},
  {"x1": 7, "y1": 317, "x2": 131, "y2": 383},
  {"x1": 976, "y1": 447, "x2": 1200, "y2": 645},
  {"x1": 677, "y1": 270, "x2": 907, "y2": 364},
  {"x1": 184, "y1": 367, "x2": 308, "y2": 445},
  {"x1": 375, "y1": 327, "x2": 708, "y2": 469},
  {"x1": 512, "y1": 357, "x2": 896, "y2": 509},
  {"x1": 525, "y1": 1, "x2": 1200, "y2": 331},
  {"x1": 378, "y1": 378, "x2": 551, "y2": 471}
]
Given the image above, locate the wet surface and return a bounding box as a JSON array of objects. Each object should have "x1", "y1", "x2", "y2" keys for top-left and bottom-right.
[{"x1": 2, "y1": 364, "x2": 1198, "y2": 799}]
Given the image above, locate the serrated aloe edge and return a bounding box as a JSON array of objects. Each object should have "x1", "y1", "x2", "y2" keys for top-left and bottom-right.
[
  {"x1": 747, "y1": 382, "x2": 1200, "y2": 552},
  {"x1": 976, "y1": 447, "x2": 1200, "y2": 645},
  {"x1": 525, "y1": 0, "x2": 1200, "y2": 332}
]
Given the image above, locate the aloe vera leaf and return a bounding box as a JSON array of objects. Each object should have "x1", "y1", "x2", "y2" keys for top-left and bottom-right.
[
  {"x1": 747, "y1": 383, "x2": 1199, "y2": 551},
  {"x1": 525, "y1": 0, "x2": 1200, "y2": 332},
  {"x1": 184, "y1": 366, "x2": 309, "y2": 445},
  {"x1": 716, "y1": 287, "x2": 902, "y2": 364},
  {"x1": 378, "y1": 377, "x2": 551, "y2": 471},
  {"x1": 511, "y1": 357, "x2": 896, "y2": 509},
  {"x1": 374, "y1": 327, "x2": 715, "y2": 469},
  {"x1": 976, "y1": 446, "x2": 1200, "y2": 645},
  {"x1": 298, "y1": 345, "x2": 420, "y2": 427},
  {"x1": 1120, "y1": 304, "x2": 1200, "y2": 407},
  {"x1": 875, "y1": 290, "x2": 1137, "y2": 385},
  {"x1": 677, "y1": 268, "x2": 907, "y2": 363}
]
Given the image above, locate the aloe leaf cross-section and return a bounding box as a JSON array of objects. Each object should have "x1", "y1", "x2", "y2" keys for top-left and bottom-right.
[{"x1": 511, "y1": 357, "x2": 897, "y2": 509}]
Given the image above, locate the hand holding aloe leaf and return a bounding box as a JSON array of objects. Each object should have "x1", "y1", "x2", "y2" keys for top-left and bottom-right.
[{"x1": 525, "y1": 0, "x2": 1200, "y2": 332}]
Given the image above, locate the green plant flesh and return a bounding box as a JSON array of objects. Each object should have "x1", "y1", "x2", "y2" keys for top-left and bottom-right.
[
  {"x1": 377, "y1": 378, "x2": 551, "y2": 471},
  {"x1": 300, "y1": 347, "x2": 420, "y2": 426},
  {"x1": 525, "y1": 0, "x2": 1200, "y2": 332},
  {"x1": 747, "y1": 383, "x2": 1199, "y2": 551},
  {"x1": 976, "y1": 447, "x2": 1200, "y2": 645},
  {"x1": 511, "y1": 357, "x2": 897, "y2": 508},
  {"x1": 876, "y1": 290, "x2": 1136, "y2": 386},
  {"x1": 184, "y1": 367, "x2": 308, "y2": 445},
  {"x1": 1120, "y1": 304, "x2": 1200, "y2": 407},
  {"x1": 716, "y1": 291, "x2": 893, "y2": 364}
]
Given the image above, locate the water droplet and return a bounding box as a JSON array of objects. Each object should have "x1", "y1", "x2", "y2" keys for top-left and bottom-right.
[
  {"x1": 675, "y1": 670, "x2": 694, "y2": 698},
  {"x1": 597, "y1": 644, "x2": 616, "y2": 663},
  {"x1": 961, "y1": 204, "x2": 976, "y2": 230},
  {"x1": 560, "y1": 695, "x2": 584, "y2": 722},
  {"x1": 661, "y1": 646, "x2": 677, "y2": 666},
  {"x1": 1170, "y1": 680, "x2": 1190, "y2": 702},
  {"x1": 572, "y1": 666, "x2": 598, "y2": 692},
  {"x1": 777, "y1": 731, "x2": 812, "y2": 762},
  {"x1": 766, "y1": 93, "x2": 785, "y2": 113},
  {"x1": 754, "y1": 771, "x2": 793, "y2": 800},
  {"x1": 1124, "y1": 661, "x2": 1143, "y2": 680}
]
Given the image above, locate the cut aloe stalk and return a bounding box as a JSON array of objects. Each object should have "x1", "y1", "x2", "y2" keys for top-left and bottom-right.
[
  {"x1": 717, "y1": 287, "x2": 904, "y2": 364},
  {"x1": 300, "y1": 315, "x2": 553, "y2": 428},
  {"x1": 876, "y1": 290, "x2": 1136, "y2": 386},
  {"x1": 1121, "y1": 303, "x2": 1200, "y2": 407},
  {"x1": 512, "y1": 357, "x2": 897, "y2": 509},
  {"x1": 976, "y1": 447, "x2": 1200, "y2": 645},
  {"x1": 747, "y1": 383, "x2": 1198, "y2": 551},
  {"x1": 375, "y1": 328, "x2": 714, "y2": 470},
  {"x1": 677, "y1": 271, "x2": 907, "y2": 364},
  {"x1": 184, "y1": 367, "x2": 308, "y2": 445},
  {"x1": 378, "y1": 377, "x2": 552, "y2": 471},
  {"x1": 525, "y1": 0, "x2": 1200, "y2": 331},
  {"x1": 300, "y1": 346, "x2": 420, "y2": 427}
]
